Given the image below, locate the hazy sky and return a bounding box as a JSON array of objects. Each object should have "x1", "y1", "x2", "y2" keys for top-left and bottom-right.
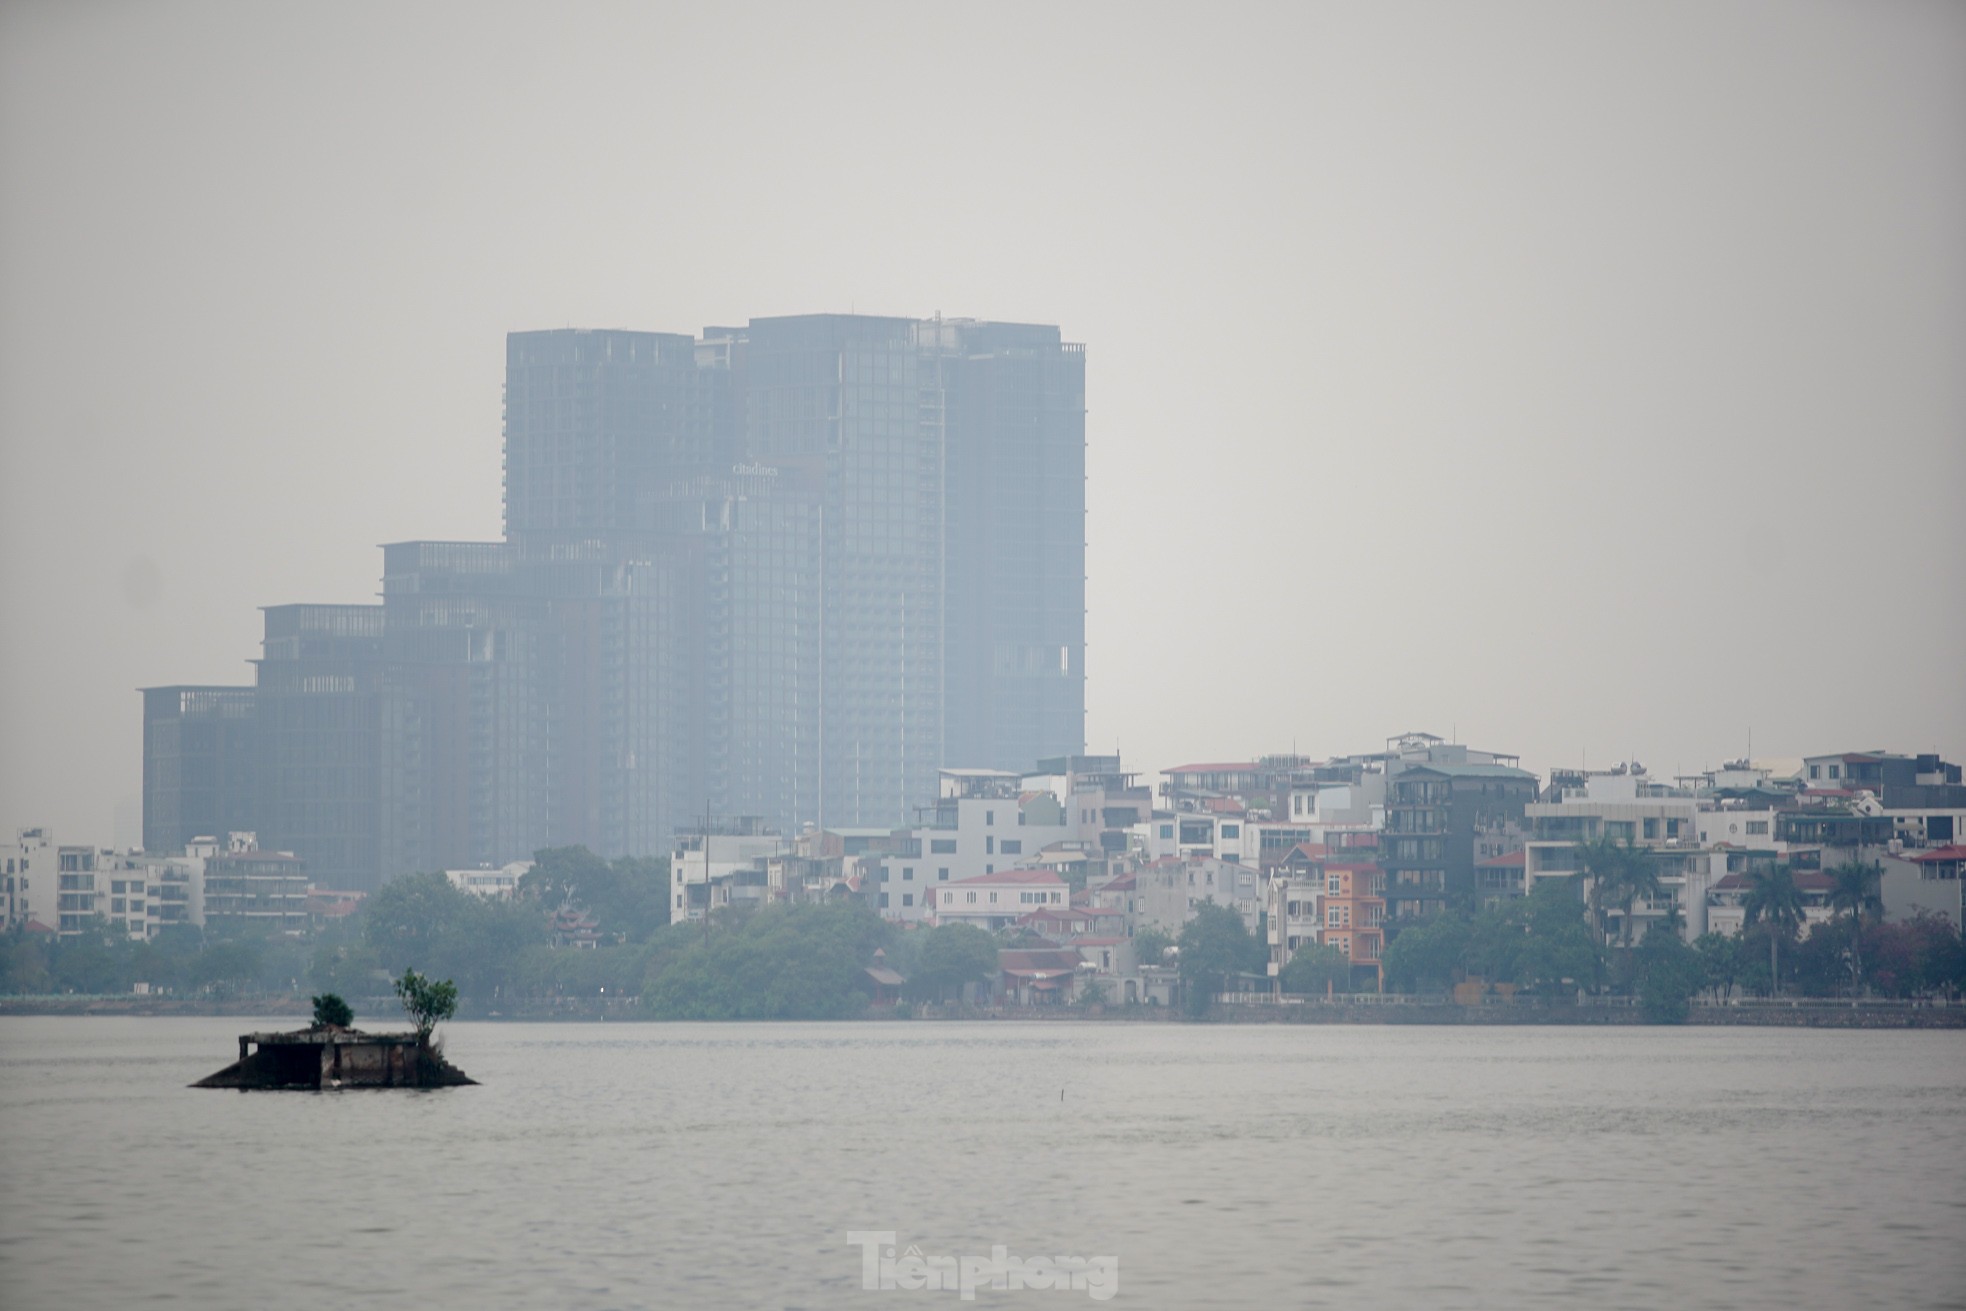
[{"x1": 3, "y1": 1, "x2": 1962, "y2": 846}]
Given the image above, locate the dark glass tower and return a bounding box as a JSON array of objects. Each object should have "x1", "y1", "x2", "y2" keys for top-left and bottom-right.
[
  {"x1": 139, "y1": 685, "x2": 258, "y2": 854},
  {"x1": 253, "y1": 604, "x2": 384, "y2": 890},
  {"x1": 143, "y1": 313, "x2": 1086, "y2": 884}
]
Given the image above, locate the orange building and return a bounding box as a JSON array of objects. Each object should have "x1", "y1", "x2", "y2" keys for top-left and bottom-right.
[{"x1": 1317, "y1": 862, "x2": 1387, "y2": 988}]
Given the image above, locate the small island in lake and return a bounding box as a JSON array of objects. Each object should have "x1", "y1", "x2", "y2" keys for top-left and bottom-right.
[{"x1": 193, "y1": 973, "x2": 475, "y2": 1090}]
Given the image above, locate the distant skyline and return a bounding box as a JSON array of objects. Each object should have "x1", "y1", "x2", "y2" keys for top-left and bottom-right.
[{"x1": 3, "y1": 1, "x2": 1962, "y2": 846}]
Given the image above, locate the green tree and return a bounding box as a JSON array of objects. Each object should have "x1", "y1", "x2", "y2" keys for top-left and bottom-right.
[
  {"x1": 1572, "y1": 835, "x2": 1628, "y2": 947},
  {"x1": 521, "y1": 847, "x2": 673, "y2": 944},
  {"x1": 1825, "y1": 858, "x2": 1882, "y2": 991},
  {"x1": 1742, "y1": 863, "x2": 1807, "y2": 993},
  {"x1": 643, "y1": 901, "x2": 890, "y2": 1020},
  {"x1": 1177, "y1": 904, "x2": 1263, "y2": 1017},
  {"x1": 363, "y1": 871, "x2": 547, "y2": 1000},
  {"x1": 0, "y1": 931, "x2": 51, "y2": 994},
  {"x1": 1635, "y1": 924, "x2": 1704, "y2": 1022},
  {"x1": 1508, "y1": 895, "x2": 1602, "y2": 998},
  {"x1": 1380, "y1": 913, "x2": 1472, "y2": 994},
  {"x1": 1279, "y1": 942, "x2": 1351, "y2": 995},
  {"x1": 310, "y1": 941, "x2": 387, "y2": 997},
  {"x1": 189, "y1": 939, "x2": 264, "y2": 999},
  {"x1": 1693, "y1": 931, "x2": 1740, "y2": 1002},
  {"x1": 1132, "y1": 927, "x2": 1174, "y2": 967},
  {"x1": 906, "y1": 922, "x2": 999, "y2": 1004},
  {"x1": 311, "y1": 993, "x2": 355, "y2": 1028},
  {"x1": 394, "y1": 968, "x2": 459, "y2": 1038},
  {"x1": 1576, "y1": 836, "x2": 1661, "y2": 955}
]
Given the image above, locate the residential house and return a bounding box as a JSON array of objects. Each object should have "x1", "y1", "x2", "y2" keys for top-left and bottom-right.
[{"x1": 934, "y1": 868, "x2": 1068, "y2": 932}]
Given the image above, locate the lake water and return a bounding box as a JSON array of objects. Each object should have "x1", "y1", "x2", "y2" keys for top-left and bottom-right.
[{"x1": 1, "y1": 1018, "x2": 1961, "y2": 1309}]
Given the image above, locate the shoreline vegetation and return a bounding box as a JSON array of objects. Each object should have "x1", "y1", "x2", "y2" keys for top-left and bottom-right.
[
  {"x1": 4, "y1": 995, "x2": 1961, "y2": 1028},
  {"x1": 5, "y1": 846, "x2": 1962, "y2": 1029}
]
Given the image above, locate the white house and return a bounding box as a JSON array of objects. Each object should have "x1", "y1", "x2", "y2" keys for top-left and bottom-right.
[
  {"x1": 445, "y1": 860, "x2": 533, "y2": 899},
  {"x1": 933, "y1": 868, "x2": 1067, "y2": 932},
  {"x1": 875, "y1": 769, "x2": 1077, "y2": 922}
]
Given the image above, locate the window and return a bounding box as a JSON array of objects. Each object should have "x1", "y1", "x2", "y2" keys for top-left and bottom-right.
[
  {"x1": 902, "y1": 868, "x2": 914, "y2": 880},
  {"x1": 989, "y1": 892, "x2": 998, "y2": 904},
  {"x1": 1745, "y1": 820, "x2": 1768, "y2": 836},
  {"x1": 902, "y1": 893, "x2": 914, "y2": 907},
  {"x1": 938, "y1": 868, "x2": 949, "y2": 880},
  {"x1": 879, "y1": 892, "x2": 889, "y2": 908},
  {"x1": 1829, "y1": 765, "x2": 1841, "y2": 779},
  {"x1": 1667, "y1": 819, "x2": 1683, "y2": 838},
  {"x1": 966, "y1": 892, "x2": 977, "y2": 904},
  {"x1": 1809, "y1": 765, "x2": 1821, "y2": 779},
  {"x1": 1160, "y1": 824, "x2": 1173, "y2": 839},
  {"x1": 986, "y1": 837, "x2": 995, "y2": 855},
  {"x1": 1000, "y1": 840, "x2": 1022, "y2": 855},
  {"x1": 1221, "y1": 824, "x2": 1240, "y2": 839},
  {"x1": 1327, "y1": 875, "x2": 1341, "y2": 894},
  {"x1": 1643, "y1": 819, "x2": 1659, "y2": 840},
  {"x1": 986, "y1": 811, "x2": 995, "y2": 826},
  {"x1": 930, "y1": 839, "x2": 957, "y2": 854}
]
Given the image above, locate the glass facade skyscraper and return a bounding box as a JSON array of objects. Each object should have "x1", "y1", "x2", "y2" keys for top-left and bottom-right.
[{"x1": 143, "y1": 314, "x2": 1086, "y2": 886}]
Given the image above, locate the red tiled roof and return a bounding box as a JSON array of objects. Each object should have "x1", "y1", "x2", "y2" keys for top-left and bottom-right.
[
  {"x1": 1099, "y1": 875, "x2": 1137, "y2": 891},
  {"x1": 1019, "y1": 906, "x2": 1110, "y2": 924},
  {"x1": 1712, "y1": 871, "x2": 1835, "y2": 892},
  {"x1": 1913, "y1": 845, "x2": 1966, "y2": 863},
  {"x1": 947, "y1": 867, "x2": 1065, "y2": 887},
  {"x1": 1478, "y1": 850, "x2": 1526, "y2": 868},
  {"x1": 1203, "y1": 797, "x2": 1246, "y2": 814}
]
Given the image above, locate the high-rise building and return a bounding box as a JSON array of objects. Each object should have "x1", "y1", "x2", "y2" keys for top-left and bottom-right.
[
  {"x1": 140, "y1": 686, "x2": 258, "y2": 854},
  {"x1": 502, "y1": 329, "x2": 733, "y2": 551},
  {"x1": 254, "y1": 604, "x2": 384, "y2": 890},
  {"x1": 141, "y1": 312, "x2": 1086, "y2": 885},
  {"x1": 735, "y1": 314, "x2": 1086, "y2": 828}
]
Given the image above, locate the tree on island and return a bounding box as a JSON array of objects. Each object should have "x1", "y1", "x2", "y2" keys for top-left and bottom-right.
[
  {"x1": 310, "y1": 992, "x2": 354, "y2": 1029},
  {"x1": 394, "y1": 968, "x2": 459, "y2": 1041}
]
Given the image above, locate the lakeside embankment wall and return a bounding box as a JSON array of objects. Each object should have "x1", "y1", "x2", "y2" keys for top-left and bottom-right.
[{"x1": 4, "y1": 996, "x2": 1961, "y2": 1028}]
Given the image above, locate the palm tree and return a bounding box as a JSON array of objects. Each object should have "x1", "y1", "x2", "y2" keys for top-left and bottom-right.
[
  {"x1": 1611, "y1": 849, "x2": 1664, "y2": 950},
  {"x1": 1825, "y1": 858, "x2": 1883, "y2": 992},
  {"x1": 1742, "y1": 863, "x2": 1807, "y2": 994},
  {"x1": 1575, "y1": 835, "x2": 1660, "y2": 951},
  {"x1": 1573, "y1": 835, "x2": 1628, "y2": 948}
]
